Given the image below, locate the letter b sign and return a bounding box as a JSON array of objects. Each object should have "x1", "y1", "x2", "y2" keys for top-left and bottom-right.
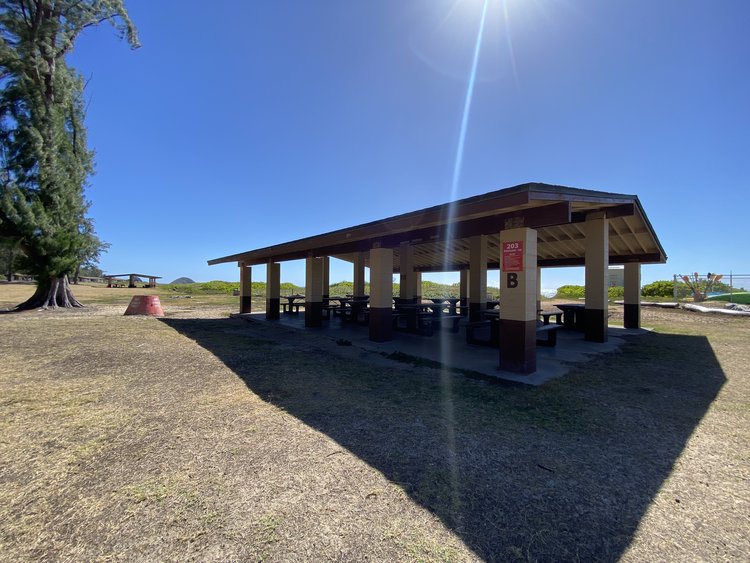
[{"x1": 507, "y1": 272, "x2": 518, "y2": 289}]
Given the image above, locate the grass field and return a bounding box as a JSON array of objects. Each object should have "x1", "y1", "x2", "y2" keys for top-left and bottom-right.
[
  {"x1": 1, "y1": 283, "x2": 748, "y2": 561},
  {"x1": 706, "y1": 292, "x2": 750, "y2": 305}
]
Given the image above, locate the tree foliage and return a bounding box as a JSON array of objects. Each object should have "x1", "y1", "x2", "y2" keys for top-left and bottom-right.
[
  {"x1": 72, "y1": 216, "x2": 109, "y2": 282},
  {"x1": 0, "y1": 0, "x2": 137, "y2": 308},
  {"x1": 0, "y1": 235, "x2": 17, "y2": 278}
]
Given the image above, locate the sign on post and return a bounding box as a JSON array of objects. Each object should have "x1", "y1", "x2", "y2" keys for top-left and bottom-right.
[{"x1": 502, "y1": 241, "x2": 524, "y2": 272}]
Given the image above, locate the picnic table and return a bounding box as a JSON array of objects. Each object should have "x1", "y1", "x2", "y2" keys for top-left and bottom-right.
[
  {"x1": 556, "y1": 303, "x2": 586, "y2": 330},
  {"x1": 339, "y1": 298, "x2": 370, "y2": 323},
  {"x1": 393, "y1": 303, "x2": 434, "y2": 333},
  {"x1": 539, "y1": 309, "x2": 563, "y2": 325},
  {"x1": 281, "y1": 294, "x2": 305, "y2": 314},
  {"x1": 322, "y1": 296, "x2": 344, "y2": 319},
  {"x1": 393, "y1": 303, "x2": 462, "y2": 334},
  {"x1": 430, "y1": 297, "x2": 461, "y2": 316},
  {"x1": 458, "y1": 297, "x2": 469, "y2": 316}
]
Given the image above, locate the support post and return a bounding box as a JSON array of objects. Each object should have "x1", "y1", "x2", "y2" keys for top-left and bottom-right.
[
  {"x1": 468, "y1": 235, "x2": 487, "y2": 321},
  {"x1": 353, "y1": 252, "x2": 366, "y2": 298},
  {"x1": 536, "y1": 267, "x2": 542, "y2": 314},
  {"x1": 266, "y1": 262, "x2": 281, "y2": 320},
  {"x1": 322, "y1": 256, "x2": 330, "y2": 298},
  {"x1": 415, "y1": 272, "x2": 422, "y2": 303},
  {"x1": 369, "y1": 247, "x2": 393, "y2": 342},
  {"x1": 499, "y1": 228, "x2": 538, "y2": 374},
  {"x1": 624, "y1": 263, "x2": 641, "y2": 329},
  {"x1": 305, "y1": 256, "x2": 323, "y2": 327},
  {"x1": 460, "y1": 269, "x2": 469, "y2": 316},
  {"x1": 399, "y1": 242, "x2": 415, "y2": 300},
  {"x1": 585, "y1": 212, "x2": 609, "y2": 342},
  {"x1": 239, "y1": 262, "x2": 252, "y2": 314}
]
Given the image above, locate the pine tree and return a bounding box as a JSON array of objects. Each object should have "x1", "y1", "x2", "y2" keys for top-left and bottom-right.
[{"x1": 0, "y1": 0, "x2": 137, "y2": 309}]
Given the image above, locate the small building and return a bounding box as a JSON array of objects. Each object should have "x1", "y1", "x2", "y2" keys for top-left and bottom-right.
[{"x1": 608, "y1": 266, "x2": 625, "y2": 288}]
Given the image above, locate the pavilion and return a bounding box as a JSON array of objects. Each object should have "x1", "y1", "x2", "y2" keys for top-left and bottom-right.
[{"x1": 208, "y1": 183, "x2": 666, "y2": 374}]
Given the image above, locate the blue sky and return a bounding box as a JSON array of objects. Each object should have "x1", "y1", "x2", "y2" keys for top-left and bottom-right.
[{"x1": 69, "y1": 0, "x2": 749, "y2": 290}]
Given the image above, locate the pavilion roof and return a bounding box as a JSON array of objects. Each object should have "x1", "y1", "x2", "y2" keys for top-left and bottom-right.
[{"x1": 208, "y1": 183, "x2": 667, "y2": 272}]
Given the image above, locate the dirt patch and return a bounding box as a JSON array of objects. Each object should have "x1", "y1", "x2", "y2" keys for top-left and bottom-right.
[{"x1": 0, "y1": 294, "x2": 748, "y2": 561}]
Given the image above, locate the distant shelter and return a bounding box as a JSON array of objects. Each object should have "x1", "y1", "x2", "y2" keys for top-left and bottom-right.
[{"x1": 103, "y1": 273, "x2": 161, "y2": 288}]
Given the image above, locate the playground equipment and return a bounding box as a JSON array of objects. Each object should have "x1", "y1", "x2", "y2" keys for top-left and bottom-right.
[{"x1": 680, "y1": 272, "x2": 723, "y2": 302}]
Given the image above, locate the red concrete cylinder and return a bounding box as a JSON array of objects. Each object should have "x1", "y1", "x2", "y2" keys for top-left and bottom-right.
[{"x1": 124, "y1": 295, "x2": 165, "y2": 317}]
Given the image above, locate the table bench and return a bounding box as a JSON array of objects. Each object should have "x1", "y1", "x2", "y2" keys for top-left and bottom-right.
[
  {"x1": 322, "y1": 304, "x2": 340, "y2": 319},
  {"x1": 466, "y1": 320, "x2": 561, "y2": 347},
  {"x1": 281, "y1": 302, "x2": 304, "y2": 314},
  {"x1": 465, "y1": 320, "x2": 498, "y2": 346},
  {"x1": 539, "y1": 311, "x2": 563, "y2": 325},
  {"x1": 535, "y1": 324, "x2": 562, "y2": 347}
]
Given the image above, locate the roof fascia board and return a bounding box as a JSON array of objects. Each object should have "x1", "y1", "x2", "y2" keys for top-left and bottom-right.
[
  {"x1": 233, "y1": 201, "x2": 571, "y2": 266},
  {"x1": 207, "y1": 185, "x2": 533, "y2": 265}
]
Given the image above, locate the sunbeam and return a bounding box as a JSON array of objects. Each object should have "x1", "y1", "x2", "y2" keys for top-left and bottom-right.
[
  {"x1": 439, "y1": 0, "x2": 490, "y2": 532},
  {"x1": 501, "y1": 0, "x2": 520, "y2": 88},
  {"x1": 449, "y1": 0, "x2": 490, "y2": 202}
]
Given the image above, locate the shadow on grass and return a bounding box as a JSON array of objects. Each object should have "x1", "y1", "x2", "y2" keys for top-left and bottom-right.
[{"x1": 160, "y1": 317, "x2": 725, "y2": 561}]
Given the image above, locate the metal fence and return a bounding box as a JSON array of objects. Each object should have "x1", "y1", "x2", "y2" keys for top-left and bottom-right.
[{"x1": 673, "y1": 273, "x2": 750, "y2": 302}]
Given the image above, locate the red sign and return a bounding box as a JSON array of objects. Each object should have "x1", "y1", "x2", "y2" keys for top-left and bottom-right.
[{"x1": 502, "y1": 240, "x2": 524, "y2": 272}]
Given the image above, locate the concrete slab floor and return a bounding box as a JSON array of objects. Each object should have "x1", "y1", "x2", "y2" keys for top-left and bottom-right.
[{"x1": 231, "y1": 311, "x2": 651, "y2": 386}]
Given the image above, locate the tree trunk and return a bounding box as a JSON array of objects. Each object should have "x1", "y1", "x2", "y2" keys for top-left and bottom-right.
[
  {"x1": 15, "y1": 275, "x2": 84, "y2": 310},
  {"x1": 5, "y1": 247, "x2": 12, "y2": 282}
]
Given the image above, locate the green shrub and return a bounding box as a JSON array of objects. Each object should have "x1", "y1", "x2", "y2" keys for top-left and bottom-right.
[
  {"x1": 200, "y1": 280, "x2": 239, "y2": 294},
  {"x1": 608, "y1": 286, "x2": 624, "y2": 299},
  {"x1": 328, "y1": 281, "x2": 367, "y2": 296},
  {"x1": 421, "y1": 281, "x2": 460, "y2": 299},
  {"x1": 555, "y1": 285, "x2": 585, "y2": 299},
  {"x1": 279, "y1": 282, "x2": 303, "y2": 295},
  {"x1": 161, "y1": 280, "x2": 242, "y2": 295},
  {"x1": 641, "y1": 280, "x2": 677, "y2": 298}
]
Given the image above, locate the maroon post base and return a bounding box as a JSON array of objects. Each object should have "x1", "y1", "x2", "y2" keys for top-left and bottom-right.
[
  {"x1": 499, "y1": 319, "x2": 537, "y2": 374},
  {"x1": 584, "y1": 308, "x2": 608, "y2": 342},
  {"x1": 369, "y1": 307, "x2": 393, "y2": 342},
  {"x1": 623, "y1": 303, "x2": 640, "y2": 329},
  {"x1": 240, "y1": 296, "x2": 252, "y2": 314},
  {"x1": 266, "y1": 298, "x2": 280, "y2": 320},
  {"x1": 305, "y1": 301, "x2": 323, "y2": 327}
]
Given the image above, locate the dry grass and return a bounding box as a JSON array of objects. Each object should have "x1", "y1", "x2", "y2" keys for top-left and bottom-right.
[
  {"x1": 0, "y1": 284, "x2": 748, "y2": 561},
  {"x1": 0, "y1": 281, "x2": 249, "y2": 317}
]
